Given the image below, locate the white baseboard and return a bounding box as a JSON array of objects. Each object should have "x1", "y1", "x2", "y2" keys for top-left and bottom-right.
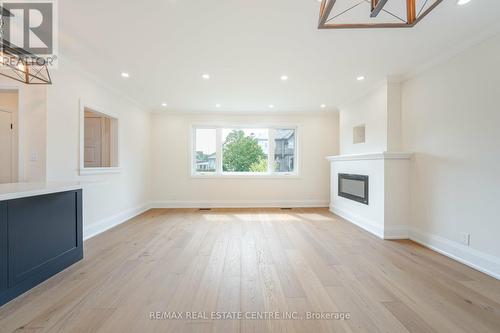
[
  {"x1": 83, "y1": 203, "x2": 151, "y2": 240},
  {"x1": 330, "y1": 205, "x2": 385, "y2": 239},
  {"x1": 151, "y1": 200, "x2": 329, "y2": 209},
  {"x1": 384, "y1": 225, "x2": 409, "y2": 240},
  {"x1": 330, "y1": 205, "x2": 500, "y2": 280},
  {"x1": 83, "y1": 200, "x2": 327, "y2": 240},
  {"x1": 409, "y1": 228, "x2": 500, "y2": 280},
  {"x1": 82, "y1": 202, "x2": 500, "y2": 280}
]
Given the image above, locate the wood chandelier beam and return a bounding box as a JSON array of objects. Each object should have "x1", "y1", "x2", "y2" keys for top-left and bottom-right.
[
  {"x1": 318, "y1": 0, "x2": 336, "y2": 28},
  {"x1": 407, "y1": 0, "x2": 416, "y2": 24}
]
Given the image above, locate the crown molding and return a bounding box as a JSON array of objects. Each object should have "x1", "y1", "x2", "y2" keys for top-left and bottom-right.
[{"x1": 151, "y1": 108, "x2": 339, "y2": 117}]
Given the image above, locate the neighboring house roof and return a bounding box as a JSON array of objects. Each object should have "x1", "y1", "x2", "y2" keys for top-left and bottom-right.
[
  {"x1": 275, "y1": 130, "x2": 294, "y2": 140},
  {"x1": 196, "y1": 151, "x2": 216, "y2": 161}
]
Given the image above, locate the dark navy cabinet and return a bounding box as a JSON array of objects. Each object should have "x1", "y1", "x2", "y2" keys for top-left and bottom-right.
[
  {"x1": 0, "y1": 190, "x2": 83, "y2": 307},
  {"x1": 0, "y1": 202, "x2": 7, "y2": 295}
]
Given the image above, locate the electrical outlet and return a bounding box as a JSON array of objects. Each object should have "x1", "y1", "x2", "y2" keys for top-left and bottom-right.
[{"x1": 459, "y1": 232, "x2": 470, "y2": 246}]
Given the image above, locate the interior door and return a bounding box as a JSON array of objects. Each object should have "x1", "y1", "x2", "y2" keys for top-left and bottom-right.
[
  {"x1": 84, "y1": 116, "x2": 102, "y2": 167},
  {"x1": 0, "y1": 110, "x2": 12, "y2": 184}
]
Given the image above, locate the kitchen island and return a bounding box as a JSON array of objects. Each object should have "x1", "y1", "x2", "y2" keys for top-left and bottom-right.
[{"x1": 0, "y1": 182, "x2": 85, "y2": 307}]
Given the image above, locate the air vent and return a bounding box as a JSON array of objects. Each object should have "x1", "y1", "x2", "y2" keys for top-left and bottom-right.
[
  {"x1": 198, "y1": 208, "x2": 212, "y2": 211},
  {"x1": 280, "y1": 208, "x2": 293, "y2": 210}
]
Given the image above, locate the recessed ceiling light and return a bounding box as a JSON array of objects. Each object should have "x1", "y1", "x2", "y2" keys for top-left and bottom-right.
[
  {"x1": 161, "y1": 102, "x2": 167, "y2": 107},
  {"x1": 268, "y1": 104, "x2": 275, "y2": 109},
  {"x1": 457, "y1": 0, "x2": 472, "y2": 5},
  {"x1": 280, "y1": 75, "x2": 289, "y2": 81},
  {"x1": 320, "y1": 104, "x2": 327, "y2": 108},
  {"x1": 202, "y1": 73, "x2": 210, "y2": 80},
  {"x1": 356, "y1": 75, "x2": 366, "y2": 81},
  {"x1": 121, "y1": 72, "x2": 130, "y2": 78},
  {"x1": 215, "y1": 104, "x2": 221, "y2": 108}
]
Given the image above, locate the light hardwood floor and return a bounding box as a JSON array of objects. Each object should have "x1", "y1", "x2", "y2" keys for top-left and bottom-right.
[{"x1": 0, "y1": 208, "x2": 499, "y2": 333}]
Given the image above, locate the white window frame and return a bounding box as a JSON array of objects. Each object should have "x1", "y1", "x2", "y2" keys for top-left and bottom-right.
[
  {"x1": 79, "y1": 100, "x2": 121, "y2": 175},
  {"x1": 191, "y1": 124, "x2": 299, "y2": 178}
]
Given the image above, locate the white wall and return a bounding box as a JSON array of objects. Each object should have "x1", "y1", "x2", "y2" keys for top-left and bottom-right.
[
  {"x1": 386, "y1": 82, "x2": 402, "y2": 152},
  {"x1": 150, "y1": 112, "x2": 339, "y2": 207},
  {"x1": 339, "y1": 84, "x2": 388, "y2": 154},
  {"x1": 24, "y1": 87, "x2": 47, "y2": 181},
  {"x1": 401, "y1": 33, "x2": 500, "y2": 263},
  {"x1": 0, "y1": 90, "x2": 17, "y2": 111},
  {"x1": 45, "y1": 57, "x2": 151, "y2": 236}
]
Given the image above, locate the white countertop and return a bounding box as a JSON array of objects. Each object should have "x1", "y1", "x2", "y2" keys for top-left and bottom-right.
[{"x1": 0, "y1": 182, "x2": 92, "y2": 201}]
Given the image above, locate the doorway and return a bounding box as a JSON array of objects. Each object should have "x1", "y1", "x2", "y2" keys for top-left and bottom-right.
[
  {"x1": 0, "y1": 89, "x2": 19, "y2": 184},
  {"x1": 0, "y1": 110, "x2": 13, "y2": 183}
]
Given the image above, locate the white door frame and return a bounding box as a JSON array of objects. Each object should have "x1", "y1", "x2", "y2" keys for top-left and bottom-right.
[
  {"x1": 0, "y1": 85, "x2": 24, "y2": 182},
  {"x1": 0, "y1": 109, "x2": 13, "y2": 182}
]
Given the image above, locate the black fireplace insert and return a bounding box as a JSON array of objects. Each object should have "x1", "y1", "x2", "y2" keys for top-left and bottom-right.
[{"x1": 338, "y1": 173, "x2": 369, "y2": 205}]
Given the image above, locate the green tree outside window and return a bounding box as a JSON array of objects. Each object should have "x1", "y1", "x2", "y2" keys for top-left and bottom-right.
[{"x1": 222, "y1": 130, "x2": 267, "y2": 172}]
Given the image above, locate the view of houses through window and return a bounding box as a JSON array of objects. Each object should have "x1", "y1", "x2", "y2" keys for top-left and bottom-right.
[
  {"x1": 274, "y1": 129, "x2": 295, "y2": 172},
  {"x1": 193, "y1": 126, "x2": 296, "y2": 175},
  {"x1": 194, "y1": 128, "x2": 217, "y2": 172}
]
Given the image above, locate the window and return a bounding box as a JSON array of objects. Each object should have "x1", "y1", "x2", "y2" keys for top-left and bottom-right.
[
  {"x1": 79, "y1": 102, "x2": 120, "y2": 175},
  {"x1": 192, "y1": 126, "x2": 297, "y2": 176},
  {"x1": 222, "y1": 128, "x2": 268, "y2": 173},
  {"x1": 194, "y1": 128, "x2": 216, "y2": 173},
  {"x1": 274, "y1": 129, "x2": 295, "y2": 173}
]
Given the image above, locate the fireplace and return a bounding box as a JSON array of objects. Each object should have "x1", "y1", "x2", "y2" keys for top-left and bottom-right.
[{"x1": 338, "y1": 173, "x2": 369, "y2": 205}]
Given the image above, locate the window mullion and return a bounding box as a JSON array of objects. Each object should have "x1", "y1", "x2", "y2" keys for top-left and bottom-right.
[
  {"x1": 192, "y1": 127, "x2": 196, "y2": 175},
  {"x1": 216, "y1": 128, "x2": 222, "y2": 175},
  {"x1": 268, "y1": 128, "x2": 275, "y2": 175}
]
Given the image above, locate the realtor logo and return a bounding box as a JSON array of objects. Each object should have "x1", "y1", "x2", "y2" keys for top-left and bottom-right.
[{"x1": 1, "y1": 0, "x2": 56, "y2": 55}]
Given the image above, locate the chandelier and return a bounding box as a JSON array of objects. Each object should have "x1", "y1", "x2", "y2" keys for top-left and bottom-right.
[
  {"x1": 0, "y1": 5, "x2": 52, "y2": 84},
  {"x1": 318, "y1": 0, "x2": 444, "y2": 29}
]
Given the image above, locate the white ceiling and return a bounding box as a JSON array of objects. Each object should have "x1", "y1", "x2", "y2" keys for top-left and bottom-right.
[{"x1": 58, "y1": 0, "x2": 500, "y2": 113}]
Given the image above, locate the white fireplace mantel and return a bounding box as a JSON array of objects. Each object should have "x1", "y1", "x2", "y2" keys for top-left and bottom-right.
[{"x1": 326, "y1": 152, "x2": 413, "y2": 162}]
